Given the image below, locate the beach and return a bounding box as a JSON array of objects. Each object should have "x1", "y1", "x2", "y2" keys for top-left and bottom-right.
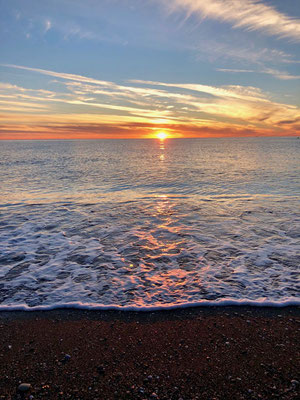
[
  {"x1": 1, "y1": 306, "x2": 299, "y2": 399},
  {"x1": 0, "y1": 139, "x2": 299, "y2": 399},
  {"x1": 1, "y1": 0, "x2": 300, "y2": 397}
]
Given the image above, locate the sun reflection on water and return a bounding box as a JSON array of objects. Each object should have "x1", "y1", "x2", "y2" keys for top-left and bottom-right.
[{"x1": 159, "y1": 137, "x2": 165, "y2": 161}]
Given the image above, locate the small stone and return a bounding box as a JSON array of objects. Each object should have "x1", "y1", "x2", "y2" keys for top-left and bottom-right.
[
  {"x1": 97, "y1": 365, "x2": 105, "y2": 375},
  {"x1": 18, "y1": 383, "x2": 31, "y2": 392},
  {"x1": 115, "y1": 372, "x2": 123, "y2": 380},
  {"x1": 62, "y1": 354, "x2": 71, "y2": 363}
]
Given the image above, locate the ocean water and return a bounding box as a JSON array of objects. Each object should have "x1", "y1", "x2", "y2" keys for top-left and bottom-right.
[{"x1": 0, "y1": 137, "x2": 299, "y2": 310}]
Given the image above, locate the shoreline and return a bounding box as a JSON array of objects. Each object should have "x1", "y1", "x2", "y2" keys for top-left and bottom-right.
[
  {"x1": 0, "y1": 304, "x2": 299, "y2": 322},
  {"x1": 0, "y1": 299, "x2": 299, "y2": 313},
  {"x1": 1, "y1": 306, "x2": 299, "y2": 399}
]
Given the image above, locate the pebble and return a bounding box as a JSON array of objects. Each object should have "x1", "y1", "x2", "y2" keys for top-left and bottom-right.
[
  {"x1": 18, "y1": 383, "x2": 31, "y2": 392},
  {"x1": 97, "y1": 365, "x2": 105, "y2": 375},
  {"x1": 62, "y1": 353, "x2": 71, "y2": 363}
]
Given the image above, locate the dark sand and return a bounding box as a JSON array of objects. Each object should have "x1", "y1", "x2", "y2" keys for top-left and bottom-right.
[{"x1": 0, "y1": 306, "x2": 299, "y2": 400}]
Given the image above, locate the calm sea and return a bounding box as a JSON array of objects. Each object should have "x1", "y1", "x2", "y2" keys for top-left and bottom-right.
[{"x1": 0, "y1": 138, "x2": 299, "y2": 310}]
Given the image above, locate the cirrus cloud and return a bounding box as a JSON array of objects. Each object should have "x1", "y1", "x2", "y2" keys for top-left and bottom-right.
[
  {"x1": 0, "y1": 64, "x2": 299, "y2": 139},
  {"x1": 160, "y1": 0, "x2": 300, "y2": 41}
]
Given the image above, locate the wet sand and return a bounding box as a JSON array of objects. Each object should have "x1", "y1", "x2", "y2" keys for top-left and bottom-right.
[{"x1": 0, "y1": 306, "x2": 299, "y2": 399}]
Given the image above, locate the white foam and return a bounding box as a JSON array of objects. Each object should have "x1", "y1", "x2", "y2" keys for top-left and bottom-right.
[
  {"x1": 1, "y1": 139, "x2": 299, "y2": 312},
  {"x1": 0, "y1": 196, "x2": 299, "y2": 311},
  {"x1": 0, "y1": 299, "x2": 299, "y2": 312}
]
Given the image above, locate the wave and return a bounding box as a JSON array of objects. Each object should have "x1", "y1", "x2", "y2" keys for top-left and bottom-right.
[{"x1": 0, "y1": 299, "x2": 299, "y2": 312}]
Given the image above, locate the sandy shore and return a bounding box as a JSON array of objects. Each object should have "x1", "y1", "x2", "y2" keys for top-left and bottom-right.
[{"x1": 0, "y1": 306, "x2": 299, "y2": 399}]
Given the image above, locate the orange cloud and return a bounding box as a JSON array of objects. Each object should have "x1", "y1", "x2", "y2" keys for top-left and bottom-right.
[
  {"x1": 0, "y1": 65, "x2": 299, "y2": 140},
  {"x1": 0, "y1": 119, "x2": 298, "y2": 141}
]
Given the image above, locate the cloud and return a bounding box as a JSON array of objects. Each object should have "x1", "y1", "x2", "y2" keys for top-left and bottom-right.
[
  {"x1": 160, "y1": 0, "x2": 300, "y2": 41},
  {"x1": 261, "y1": 68, "x2": 300, "y2": 80},
  {"x1": 129, "y1": 79, "x2": 267, "y2": 102},
  {"x1": 278, "y1": 117, "x2": 300, "y2": 126},
  {"x1": 44, "y1": 20, "x2": 52, "y2": 33},
  {"x1": 128, "y1": 79, "x2": 300, "y2": 126},
  {"x1": 195, "y1": 41, "x2": 300, "y2": 74},
  {"x1": 1, "y1": 64, "x2": 299, "y2": 139},
  {"x1": 216, "y1": 68, "x2": 255, "y2": 73},
  {"x1": 2, "y1": 64, "x2": 110, "y2": 86},
  {"x1": 0, "y1": 99, "x2": 48, "y2": 110},
  {"x1": 217, "y1": 67, "x2": 300, "y2": 80},
  {"x1": 1, "y1": 118, "x2": 298, "y2": 140}
]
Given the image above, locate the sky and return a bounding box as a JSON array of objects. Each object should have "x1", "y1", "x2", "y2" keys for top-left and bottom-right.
[{"x1": 0, "y1": 0, "x2": 299, "y2": 139}]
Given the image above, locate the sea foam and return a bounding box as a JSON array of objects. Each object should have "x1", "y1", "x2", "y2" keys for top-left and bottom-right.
[{"x1": 0, "y1": 138, "x2": 299, "y2": 311}]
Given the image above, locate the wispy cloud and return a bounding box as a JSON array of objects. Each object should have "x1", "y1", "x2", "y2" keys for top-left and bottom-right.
[
  {"x1": 128, "y1": 79, "x2": 300, "y2": 126},
  {"x1": 2, "y1": 64, "x2": 110, "y2": 86},
  {"x1": 216, "y1": 68, "x2": 255, "y2": 73},
  {"x1": 261, "y1": 68, "x2": 300, "y2": 80},
  {"x1": 0, "y1": 64, "x2": 299, "y2": 139},
  {"x1": 44, "y1": 19, "x2": 52, "y2": 33},
  {"x1": 0, "y1": 118, "x2": 297, "y2": 140},
  {"x1": 195, "y1": 40, "x2": 300, "y2": 71},
  {"x1": 160, "y1": 0, "x2": 300, "y2": 41},
  {"x1": 130, "y1": 79, "x2": 267, "y2": 102},
  {"x1": 217, "y1": 67, "x2": 300, "y2": 80}
]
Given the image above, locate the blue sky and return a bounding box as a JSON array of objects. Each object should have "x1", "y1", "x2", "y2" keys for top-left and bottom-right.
[{"x1": 0, "y1": 0, "x2": 299, "y2": 139}]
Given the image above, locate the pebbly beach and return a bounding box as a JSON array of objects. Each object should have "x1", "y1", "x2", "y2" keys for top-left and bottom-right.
[{"x1": 0, "y1": 306, "x2": 299, "y2": 400}]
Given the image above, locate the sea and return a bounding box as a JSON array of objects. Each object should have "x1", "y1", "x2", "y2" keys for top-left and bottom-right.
[{"x1": 0, "y1": 137, "x2": 299, "y2": 311}]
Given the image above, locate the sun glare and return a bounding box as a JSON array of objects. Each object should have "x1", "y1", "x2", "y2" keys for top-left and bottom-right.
[{"x1": 156, "y1": 131, "x2": 168, "y2": 140}]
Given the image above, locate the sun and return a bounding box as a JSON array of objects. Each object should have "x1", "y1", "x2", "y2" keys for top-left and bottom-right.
[{"x1": 156, "y1": 131, "x2": 168, "y2": 140}]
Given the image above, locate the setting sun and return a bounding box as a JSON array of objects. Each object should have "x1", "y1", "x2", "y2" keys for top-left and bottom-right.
[{"x1": 156, "y1": 131, "x2": 168, "y2": 140}]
